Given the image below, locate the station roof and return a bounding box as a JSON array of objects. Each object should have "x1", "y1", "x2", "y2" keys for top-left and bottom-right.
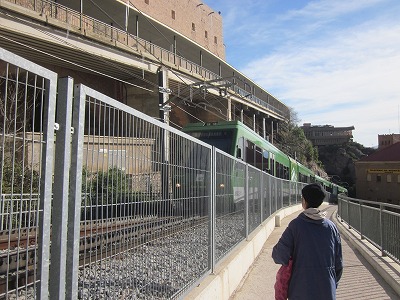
[{"x1": 359, "y1": 142, "x2": 400, "y2": 162}]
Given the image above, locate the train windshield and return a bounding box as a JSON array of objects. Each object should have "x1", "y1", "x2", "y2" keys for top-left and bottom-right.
[{"x1": 189, "y1": 130, "x2": 234, "y2": 154}]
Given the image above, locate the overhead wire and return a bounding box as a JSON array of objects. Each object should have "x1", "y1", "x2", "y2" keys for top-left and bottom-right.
[
  {"x1": 119, "y1": 0, "x2": 231, "y2": 114},
  {"x1": 0, "y1": 1, "x2": 267, "y2": 128},
  {"x1": 85, "y1": 0, "x2": 232, "y2": 119}
]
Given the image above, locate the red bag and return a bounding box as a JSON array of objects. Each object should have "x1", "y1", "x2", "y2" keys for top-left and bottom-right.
[{"x1": 274, "y1": 258, "x2": 293, "y2": 300}]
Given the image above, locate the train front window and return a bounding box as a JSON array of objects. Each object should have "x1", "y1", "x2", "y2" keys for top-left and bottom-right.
[{"x1": 189, "y1": 130, "x2": 234, "y2": 154}]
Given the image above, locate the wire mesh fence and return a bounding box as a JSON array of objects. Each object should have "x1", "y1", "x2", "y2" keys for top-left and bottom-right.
[
  {"x1": 0, "y1": 46, "x2": 57, "y2": 300},
  {"x1": 0, "y1": 46, "x2": 307, "y2": 299}
]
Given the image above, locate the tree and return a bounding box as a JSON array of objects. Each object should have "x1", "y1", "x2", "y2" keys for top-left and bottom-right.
[
  {"x1": 1, "y1": 70, "x2": 42, "y2": 194},
  {"x1": 274, "y1": 107, "x2": 320, "y2": 167}
]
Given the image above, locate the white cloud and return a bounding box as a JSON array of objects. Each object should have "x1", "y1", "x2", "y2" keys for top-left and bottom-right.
[
  {"x1": 239, "y1": 5, "x2": 400, "y2": 146},
  {"x1": 204, "y1": 0, "x2": 400, "y2": 146},
  {"x1": 281, "y1": 0, "x2": 387, "y2": 20}
]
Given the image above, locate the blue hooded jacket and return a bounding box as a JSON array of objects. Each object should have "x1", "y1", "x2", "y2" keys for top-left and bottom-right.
[{"x1": 272, "y1": 210, "x2": 343, "y2": 300}]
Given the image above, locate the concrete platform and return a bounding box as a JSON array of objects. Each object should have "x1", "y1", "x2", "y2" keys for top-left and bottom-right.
[
  {"x1": 229, "y1": 205, "x2": 400, "y2": 300},
  {"x1": 185, "y1": 203, "x2": 400, "y2": 300}
]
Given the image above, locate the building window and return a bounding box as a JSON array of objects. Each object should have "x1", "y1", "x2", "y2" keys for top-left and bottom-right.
[
  {"x1": 387, "y1": 175, "x2": 392, "y2": 183},
  {"x1": 107, "y1": 150, "x2": 126, "y2": 171},
  {"x1": 192, "y1": 23, "x2": 196, "y2": 31},
  {"x1": 205, "y1": 31, "x2": 208, "y2": 38},
  {"x1": 376, "y1": 175, "x2": 381, "y2": 182},
  {"x1": 214, "y1": 36, "x2": 218, "y2": 44},
  {"x1": 171, "y1": 10, "x2": 175, "y2": 19},
  {"x1": 145, "y1": 0, "x2": 149, "y2": 4},
  {"x1": 398, "y1": 175, "x2": 400, "y2": 183},
  {"x1": 367, "y1": 174, "x2": 371, "y2": 181}
]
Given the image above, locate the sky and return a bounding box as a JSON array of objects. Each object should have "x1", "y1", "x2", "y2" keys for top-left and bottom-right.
[{"x1": 202, "y1": 0, "x2": 400, "y2": 147}]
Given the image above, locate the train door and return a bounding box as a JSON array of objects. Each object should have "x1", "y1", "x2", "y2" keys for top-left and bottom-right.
[
  {"x1": 236, "y1": 137, "x2": 244, "y2": 160},
  {"x1": 289, "y1": 158, "x2": 298, "y2": 182}
]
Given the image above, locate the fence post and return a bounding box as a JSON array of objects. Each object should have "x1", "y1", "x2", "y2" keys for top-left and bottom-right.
[
  {"x1": 37, "y1": 73, "x2": 57, "y2": 300},
  {"x1": 65, "y1": 84, "x2": 86, "y2": 299},
  {"x1": 268, "y1": 176, "x2": 272, "y2": 217},
  {"x1": 260, "y1": 171, "x2": 264, "y2": 222},
  {"x1": 209, "y1": 147, "x2": 216, "y2": 274},
  {"x1": 49, "y1": 77, "x2": 74, "y2": 300},
  {"x1": 245, "y1": 165, "x2": 249, "y2": 239},
  {"x1": 0, "y1": 194, "x2": 4, "y2": 231}
]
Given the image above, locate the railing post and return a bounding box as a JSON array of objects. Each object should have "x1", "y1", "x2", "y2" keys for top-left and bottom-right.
[
  {"x1": 379, "y1": 204, "x2": 386, "y2": 257},
  {"x1": 359, "y1": 202, "x2": 363, "y2": 239},
  {"x1": 347, "y1": 198, "x2": 351, "y2": 229}
]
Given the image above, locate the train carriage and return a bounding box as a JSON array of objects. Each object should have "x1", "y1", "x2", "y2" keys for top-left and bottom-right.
[{"x1": 179, "y1": 120, "x2": 347, "y2": 214}]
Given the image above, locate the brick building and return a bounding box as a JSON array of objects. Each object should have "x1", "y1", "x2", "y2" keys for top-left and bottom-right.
[
  {"x1": 126, "y1": 0, "x2": 226, "y2": 59},
  {"x1": 378, "y1": 133, "x2": 400, "y2": 150},
  {"x1": 59, "y1": 0, "x2": 226, "y2": 60},
  {"x1": 355, "y1": 142, "x2": 400, "y2": 204},
  {"x1": 301, "y1": 123, "x2": 355, "y2": 146}
]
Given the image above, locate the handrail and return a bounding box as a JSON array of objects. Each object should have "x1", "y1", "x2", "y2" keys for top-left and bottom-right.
[{"x1": 337, "y1": 194, "x2": 400, "y2": 264}]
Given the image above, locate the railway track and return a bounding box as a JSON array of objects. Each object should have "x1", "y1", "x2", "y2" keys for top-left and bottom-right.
[{"x1": 0, "y1": 215, "x2": 206, "y2": 297}]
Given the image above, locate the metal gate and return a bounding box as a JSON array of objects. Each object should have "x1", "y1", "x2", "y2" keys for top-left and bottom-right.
[{"x1": 0, "y1": 47, "x2": 57, "y2": 299}]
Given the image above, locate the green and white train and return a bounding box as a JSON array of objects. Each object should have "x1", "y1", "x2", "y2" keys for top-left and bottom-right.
[{"x1": 182, "y1": 120, "x2": 347, "y2": 202}]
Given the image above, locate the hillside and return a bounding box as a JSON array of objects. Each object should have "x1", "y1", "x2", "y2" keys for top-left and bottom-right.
[{"x1": 317, "y1": 142, "x2": 376, "y2": 196}]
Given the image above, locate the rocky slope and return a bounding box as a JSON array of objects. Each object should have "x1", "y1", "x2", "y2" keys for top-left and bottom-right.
[{"x1": 317, "y1": 142, "x2": 376, "y2": 196}]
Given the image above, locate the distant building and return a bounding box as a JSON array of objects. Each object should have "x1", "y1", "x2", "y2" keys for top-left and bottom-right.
[
  {"x1": 378, "y1": 134, "x2": 400, "y2": 150},
  {"x1": 355, "y1": 142, "x2": 400, "y2": 205},
  {"x1": 301, "y1": 123, "x2": 355, "y2": 146},
  {"x1": 110, "y1": 0, "x2": 226, "y2": 60}
]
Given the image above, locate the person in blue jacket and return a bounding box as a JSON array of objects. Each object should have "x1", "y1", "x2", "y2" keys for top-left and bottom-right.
[{"x1": 272, "y1": 183, "x2": 343, "y2": 299}]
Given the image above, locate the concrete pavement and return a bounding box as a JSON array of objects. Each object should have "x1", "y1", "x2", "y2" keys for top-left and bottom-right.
[{"x1": 229, "y1": 205, "x2": 400, "y2": 300}]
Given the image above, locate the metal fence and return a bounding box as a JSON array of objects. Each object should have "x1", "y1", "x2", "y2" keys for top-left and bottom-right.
[
  {"x1": 337, "y1": 195, "x2": 400, "y2": 264},
  {"x1": 0, "y1": 46, "x2": 303, "y2": 300},
  {"x1": 0, "y1": 47, "x2": 57, "y2": 299}
]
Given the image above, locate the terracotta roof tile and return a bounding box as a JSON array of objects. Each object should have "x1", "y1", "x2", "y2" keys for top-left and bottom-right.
[{"x1": 360, "y1": 142, "x2": 400, "y2": 162}]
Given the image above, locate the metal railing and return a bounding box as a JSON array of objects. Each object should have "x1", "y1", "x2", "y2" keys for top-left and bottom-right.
[
  {"x1": 0, "y1": 46, "x2": 299, "y2": 299},
  {"x1": 2, "y1": 0, "x2": 290, "y2": 119},
  {"x1": 337, "y1": 195, "x2": 400, "y2": 264}
]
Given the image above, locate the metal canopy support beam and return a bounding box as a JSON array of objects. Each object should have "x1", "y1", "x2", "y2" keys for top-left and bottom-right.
[
  {"x1": 158, "y1": 67, "x2": 170, "y2": 123},
  {"x1": 160, "y1": 76, "x2": 235, "y2": 108},
  {"x1": 136, "y1": 15, "x2": 139, "y2": 37},
  {"x1": 158, "y1": 67, "x2": 170, "y2": 202},
  {"x1": 125, "y1": 3, "x2": 129, "y2": 31},
  {"x1": 227, "y1": 97, "x2": 232, "y2": 121},
  {"x1": 79, "y1": 0, "x2": 83, "y2": 29},
  {"x1": 263, "y1": 117, "x2": 266, "y2": 140}
]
